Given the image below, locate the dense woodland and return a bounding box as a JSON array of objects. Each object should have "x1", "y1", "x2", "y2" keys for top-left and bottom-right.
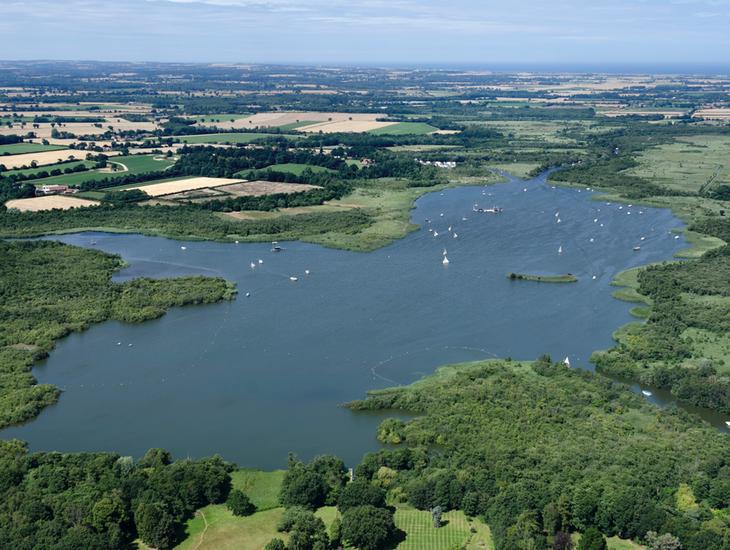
[{"x1": 347, "y1": 358, "x2": 730, "y2": 550}]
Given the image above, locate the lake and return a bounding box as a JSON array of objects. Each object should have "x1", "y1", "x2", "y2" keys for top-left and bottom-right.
[{"x1": 3, "y1": 172, "x2": 710, "y2": 468}]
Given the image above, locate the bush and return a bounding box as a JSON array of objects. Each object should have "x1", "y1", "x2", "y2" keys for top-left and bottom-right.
[{"x1": 226, "y1": 489, "x2": 255, "y2": 516}]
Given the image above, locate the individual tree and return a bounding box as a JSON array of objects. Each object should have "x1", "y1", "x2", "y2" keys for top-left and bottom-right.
[
  {"x1": 338, "y1": 480, "x2": 386, "y2": 511},
  {"x1": 279, "y1": 464, "x2": 329, "y2": 509},
  {"x1": 139, "y1": 448, "x2": 172, "y2": 468},
  {"x1": 134, "y1": 502, "x2": 177, "y2": 550},
  {"x1": 288, "y1": 512, "x2": 329, "y2": 550},
  {"x1": 226, "y1": 489, "x2": 256, "y2": 516},
  {"x1": 341, "y1": 505, "x2": 398, "y2": 550},
  {"x1": 578, "y1": 527, "x2": 608, "y2": 550},
  {"x1": 431, "y1": 505, "x2": 443, "y2": 528}
]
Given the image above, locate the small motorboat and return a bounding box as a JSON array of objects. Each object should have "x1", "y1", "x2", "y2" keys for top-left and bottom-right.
[
  {"x1": 289, "y1": 276, "x2": 298, "y2": 282},
  {"x1": 258, "y1": 259, "x2": 263, "y2": 264},
  {"x1": 180, "y1": 246, "x2": 187, "y2": 250},
  {"x1": 633, "y1": 246, "x2": 641, "y2": 251},
  {"x1": 271, "y1": 241, "x2": 282, "y2": 252},
  {"x1": 642, "y1": 390, "x2": 652, "y2": 397},
  {"x1": 725, "y1": 421, "x2": 730, "y2": 428}
]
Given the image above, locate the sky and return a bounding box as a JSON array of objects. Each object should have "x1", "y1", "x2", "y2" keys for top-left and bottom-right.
[{"x1": 2, "y1": 0, "x2": 730, "y2": 68}]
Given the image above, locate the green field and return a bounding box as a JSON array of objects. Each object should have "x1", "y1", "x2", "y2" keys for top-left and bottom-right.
[
  {"x1": 189, "y1": 113, "x2": 251, "y2": 123},
  {"x1": 0, "y1": 142, "x2": 66, "y2": 155},
  {"x1": 626, "y1": 135, "x2": 730, "y2": 194},
  {"x1": 24, "y1": 154, "x2": 176, "y2": 187},
  {"x1": 177, "y1": 133, "x2": 298, "y2": 144},
  {"x1": 394, "y1": 508, "x2": 494, "y2": 550},
  {"x1": 278, "y1": 120, "x2": 321, "y2": 131},
  {"x1": 1, "y1": 160, "x2": 95, "y2": 179},
  {"x1": 248, "y1": 163, "x2": 336, "y2": 176},
  {"x1": 369, "y1": 122, "x2": 439, "y2": 135}
]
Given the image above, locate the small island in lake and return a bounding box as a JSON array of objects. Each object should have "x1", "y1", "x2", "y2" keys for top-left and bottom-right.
[{"x1": 507, "y1": 272, "x2": 578, "y2": 283}]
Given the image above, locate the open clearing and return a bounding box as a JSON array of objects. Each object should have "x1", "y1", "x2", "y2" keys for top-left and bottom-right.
[
  {"x1": 394, "y1": 508, "x2": 494, "y2": 550},
  {"x1": 128, "y1": 176, "x2": 243, "y2": 197},
  {"x1": 0, "y1": 142, "x2": 66, "y2": 155},
  {"x1": 4, "y1": 195, "x2": 100, "y2": 212},
  {"x1": 625, "y1": 135, "x2": 730, "y2": 194},
  {"x1": 0, "y1": 149, "x2": 82, "y2": 169}
]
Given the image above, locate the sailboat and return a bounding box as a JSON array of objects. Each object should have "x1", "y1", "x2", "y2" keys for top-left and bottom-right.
[
  {"x1": 558, "y1": 245, "x2": 563, "y2": 255},
  {"x1": 443, "y1": 249, "x2": 448, "y2": 256},
  {"x1": 642, "y1": 390, "x2": 652, "y2": 397},
  {"x1": 563, "y1": 357, "x2": 571, "y2": 368},
  {"x1": 442, "y1": 256, "x2": 450, "y2": 266}
]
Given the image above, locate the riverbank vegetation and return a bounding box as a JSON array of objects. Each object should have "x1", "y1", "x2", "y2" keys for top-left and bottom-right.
[
  {"x1": 0, "y1": 240, "x2": 235, "y2": 428},
  {"x1": 507, "y1": 272, "x2": 578, "y2": 283}
]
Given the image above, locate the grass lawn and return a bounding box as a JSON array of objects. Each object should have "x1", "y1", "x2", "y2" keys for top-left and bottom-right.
[
  {"x1": 0, "y1": 142, "x2": 66, "y2": 155},
  {"x1": 230, "y1": 469, "x2": 286, "y2": 511},
  {"x1": 626, "y1": 135, "x2": 730, "y2": 195},
  {"x1": 369, "y1": 122, "x2": 439, "y2": 136},
  {"x1": 394, "y1": 508, "x2": 494, "y2": 550},
  {"x1": 24, "y1": 154, "x2": 176, "y2": 187},
  {"x1": 176, "y1": 506, "x2": 285, "y2": 550},
  {"x1": 177, "y1": 133, "x2": 297, "y2": 144}
]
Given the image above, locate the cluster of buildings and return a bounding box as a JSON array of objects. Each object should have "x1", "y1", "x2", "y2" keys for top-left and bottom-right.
[
  {"x1": 36, "y1": 184, "x2": 77, "y2": 195},
  {"x1": 415, "y1": 159, "x2": 457, "y2": 169}
]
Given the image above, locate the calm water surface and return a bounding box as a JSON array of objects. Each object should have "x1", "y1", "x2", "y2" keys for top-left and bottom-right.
[{"x1": 5, "y1": 173, "x2": 722, "y2": 468}]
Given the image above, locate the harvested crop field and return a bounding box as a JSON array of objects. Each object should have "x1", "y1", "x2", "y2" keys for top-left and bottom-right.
[
  {"x1": 0, "y1": 149, "x2": 82, "y2": 169},
  {"x1": 4, "y1": 195, "x2": 100, "y2": 212},
  {"x1": 298, "y1": 119, "x2": 398, "y2": 133},
  {"x1": 128, "y1": 177, "x2": 243, "y2": 197},
  {"x1": 196, "y1": 111, "x2": 387, "y2": 131},
  {"x1": 218, "y1": 181, "x2": 321, "y2": 196},
  {"x1": 693, "y1": 108, "x2": 730, "y2": 120}
]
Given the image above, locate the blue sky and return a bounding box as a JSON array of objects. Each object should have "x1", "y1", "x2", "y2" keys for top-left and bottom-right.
[{"x1": 2, "y1": 0, "x2": 730, "y2": 68}]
